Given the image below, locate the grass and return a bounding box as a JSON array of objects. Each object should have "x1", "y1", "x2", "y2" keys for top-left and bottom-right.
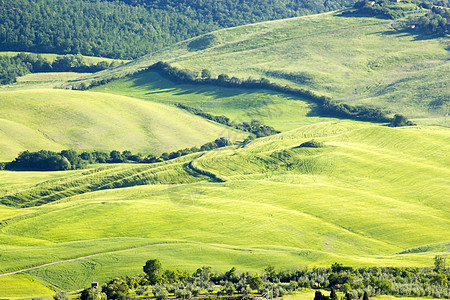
[
  {"x1": 73, "y1": 11, "x2": 449, "y2": 123},
  {"x1": 91, "y1": 71, "x2": 339, "y2": 132},
  {"x1": 0, "y1": 89, "x2": 245, "y2": 161},
  {"x1": 0, "y1": 10, "x2": 449, "y2": 298},
  {"x1": 0, "y1": 273, "x2": 56, "y2": 298},
  {"x1": 0, "y1": 121, "x2": 448, "y2": 295}
]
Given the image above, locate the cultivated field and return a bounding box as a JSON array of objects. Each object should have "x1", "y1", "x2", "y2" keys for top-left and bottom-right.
[
  {"x1": 0, "y1": 89, "x2": 244, "y2": 161},
  {"x1": 0, "y1": 121, "x2": 448, "y2": 296},
  {"x1": 0, "y1": 9, "x2": 448, "y2": 299}
]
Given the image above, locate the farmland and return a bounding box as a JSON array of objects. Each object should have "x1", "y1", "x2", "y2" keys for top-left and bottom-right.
[{"x1": 0, "y1": 7, "x2": 448, "y2": 299}]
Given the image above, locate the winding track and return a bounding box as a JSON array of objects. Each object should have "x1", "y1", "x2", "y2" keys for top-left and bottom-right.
[{"x1": 0, "y1": 242, "x2": 170, "y2": 277}]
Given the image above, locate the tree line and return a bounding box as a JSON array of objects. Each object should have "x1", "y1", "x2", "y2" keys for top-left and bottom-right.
[
  {"x1": 175, "y1": 103, "x2": 280, "y2": 138},
  {"x1": 0, "y1": 0, "x2": 356, "y2": 60},
  {"x1": 76, "y1": 258, "x2": 449, "y2": 300},
  {"x1": 146, "y1": 62, "x2": 397, "y2": 124},
  {"x1": 75, "y1": 61, "x2": 414, "y2": 126},
  {"x1": 1, "y1": 138, "x2": 233, "y2": 171},
  {"x1": 0, "y1": 53, "x2": 116, "y2": 85}
]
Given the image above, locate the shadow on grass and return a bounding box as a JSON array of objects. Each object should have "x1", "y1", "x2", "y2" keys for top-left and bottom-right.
[{"x1": 129, "y1": 70, "x2": 325, "y2": 119}]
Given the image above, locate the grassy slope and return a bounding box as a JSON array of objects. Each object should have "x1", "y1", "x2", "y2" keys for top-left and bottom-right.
[
  {"x1": 91, "y1": 71, "x2": 338, "y2": 132},
  {"x1": 0, "y1": 89, "x2": 245, "y2": 161},
  {"x1": 73, "y1": 12, "x2": 449, "y2": 122},
  {"x1": 0, "y1": 121, "x2": 448, "y2": 293}
]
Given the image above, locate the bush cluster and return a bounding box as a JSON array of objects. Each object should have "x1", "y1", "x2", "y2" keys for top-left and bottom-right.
[
  {"x1": 299, "y1": 140, "x2": 325, "y2": 148},
  {"x1": 3, "y1": 138, "x2": 233, "y2": 171}
]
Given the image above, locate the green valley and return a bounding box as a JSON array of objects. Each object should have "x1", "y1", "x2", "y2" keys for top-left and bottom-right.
[{"x1": 0, "y1": 3, "x2": 448, "y2": 299}]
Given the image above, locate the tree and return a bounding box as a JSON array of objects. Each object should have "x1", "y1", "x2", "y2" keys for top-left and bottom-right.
[
  {"x1": 248, "y1": 273, "x2": 264, "y2": 290},
  {"x1": 201, "y1": 69, "x2": 211, "y2": 80},
  {"x1": 53, "y1": 291, "x2": 69, "y2": 300},
  {"x1": 434, "y1": 255, "x2": 446, "y2": 272},
  {"x1": 153, "y1": 285, "x2": 169, "y2": 300},
  {"x1": 102, "y1": 278, "x2": 129, "y2": 299},
  {"x1": 109, "y1": 150, "x2": 124, "y2": 163},
  {"x1": 144, "y1": 259, "x2": 163, "y2": 284},
  {"x1": 265, "y1": 265, "x2": 277, "y2": 281},
  {"x1": 389, "y1": 114, "x2": 414, "y2": 127},
  {"x1": 80, "y1": 287, "x2": 107, "y2": 300}
]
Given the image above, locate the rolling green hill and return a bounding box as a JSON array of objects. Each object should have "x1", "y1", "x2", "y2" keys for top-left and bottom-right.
[
  {"x1": 0, "y1": 121, "x2": 448, "y2": 296},
  {"x1": 0, "y1": 0, "x2": 355, "y2": 59},
  {"x1": 0, "y1": 89, "x2": 244, "y2": 161},
  {"x1": 75, "y1": 12, "x2": 449, "y2": 123}
]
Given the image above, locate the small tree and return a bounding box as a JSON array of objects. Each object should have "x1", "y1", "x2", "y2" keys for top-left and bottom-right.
[
  {"x1": 144, "y1": 259, "x2": 163, "y2": 284},
  {"x1": 434, "y1": 255, "x2": 446, "y2": 272},
  {"x1": 248, "y1": 273, "x2": 264, "y2": 290},
  {"x1": 201, "y1": 69, "x2": 211, "y2": 80},
  {"x1": 53, "y1": 291, "x2": 69, "y2": 300},
  {"x1": 389, "y1": 114, "x2": 414, "y2": 127}
]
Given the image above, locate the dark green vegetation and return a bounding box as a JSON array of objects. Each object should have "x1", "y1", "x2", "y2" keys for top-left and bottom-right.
[
  {"x1": 299, "y1": 140, "x2": 325, "y2": 148},
  {"x1": 101, "y1": 62, "x2": 391, "y2": 123},
  {"x1": 0, "y1": 53, "x2": 115, "y2": 84},
  {"x1": 79, "y1": 260, "x2": 450, "y2": 299},
  {"x1": 0, "y1": 0, "x2": 356, "y2": 59},
  {"x1": 349, "y1": 0, "x2": 426, "y2": 19},
  {"x1": 175, "y1": 103, "x2": 280, "y2": 138},
  {"x1": 3, "y1": 137, "x2": 232, "y2": 172},
  {"x1": 350, "y1": 0, "x2": 449, "y2": 34},
  {"x1": 408, "y1": 5, "x2": 450, "y2": 34}
]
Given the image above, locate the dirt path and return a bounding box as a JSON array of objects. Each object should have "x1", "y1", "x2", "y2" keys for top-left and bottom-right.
[{"x1": 0, "y1": 242, "x2": 170, "y2": 276}]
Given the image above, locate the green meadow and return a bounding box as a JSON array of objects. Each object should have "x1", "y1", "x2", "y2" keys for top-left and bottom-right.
[
  {"x1": 73, "y1": 12, "x2": 449, "y2": 122},
  {"x1": 0, "y1": 121, "x2": 448, "y2": 295},
  {"x1": 0, "y1": 9, "x2": 449, "y2": 299}
]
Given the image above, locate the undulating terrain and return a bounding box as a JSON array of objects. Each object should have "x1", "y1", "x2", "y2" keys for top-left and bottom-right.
[{"x1": 0, "y1": 4, "x2": 448, "y2": 299}]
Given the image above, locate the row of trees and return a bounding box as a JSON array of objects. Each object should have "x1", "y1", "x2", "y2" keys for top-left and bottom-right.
[
  {"x1": 0, "y1": 0, "x2": 356, "y2": 59},
  {"x1": 175, "y1": 103, "x2": 280, "y2": 138},
  {"x1": 0, "y1": 53, "x2": 115, "y2": 84},
  {"x1": 74, "y1": 61, "x2": 414, "y2": 126},
  {"x1": 78, "y1": 259, "x2": 449, "y2": 300},
  {"x1": 147, "y1": 62, "x2": 393, "y2": 123},
  {"x1": 2, "y1": 138, "x2": 233, "y2": 171}
]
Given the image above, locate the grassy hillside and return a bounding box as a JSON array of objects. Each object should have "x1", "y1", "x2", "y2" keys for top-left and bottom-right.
[
  {"x1": 0, "y1": 121, "x2": 448, "y2": 295},
  {"x1": 0, "y1": 89, "x2": 245, "y2": 161},
  {"x1": 75, "y1": 12, "x2": 449, "y2": 122},
  {"x1": 92, "y1": 71, "x2": 339, "y2": 132},
  {"x1": 0, "y1": 0, "x2": 355, "y2": 59}
]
